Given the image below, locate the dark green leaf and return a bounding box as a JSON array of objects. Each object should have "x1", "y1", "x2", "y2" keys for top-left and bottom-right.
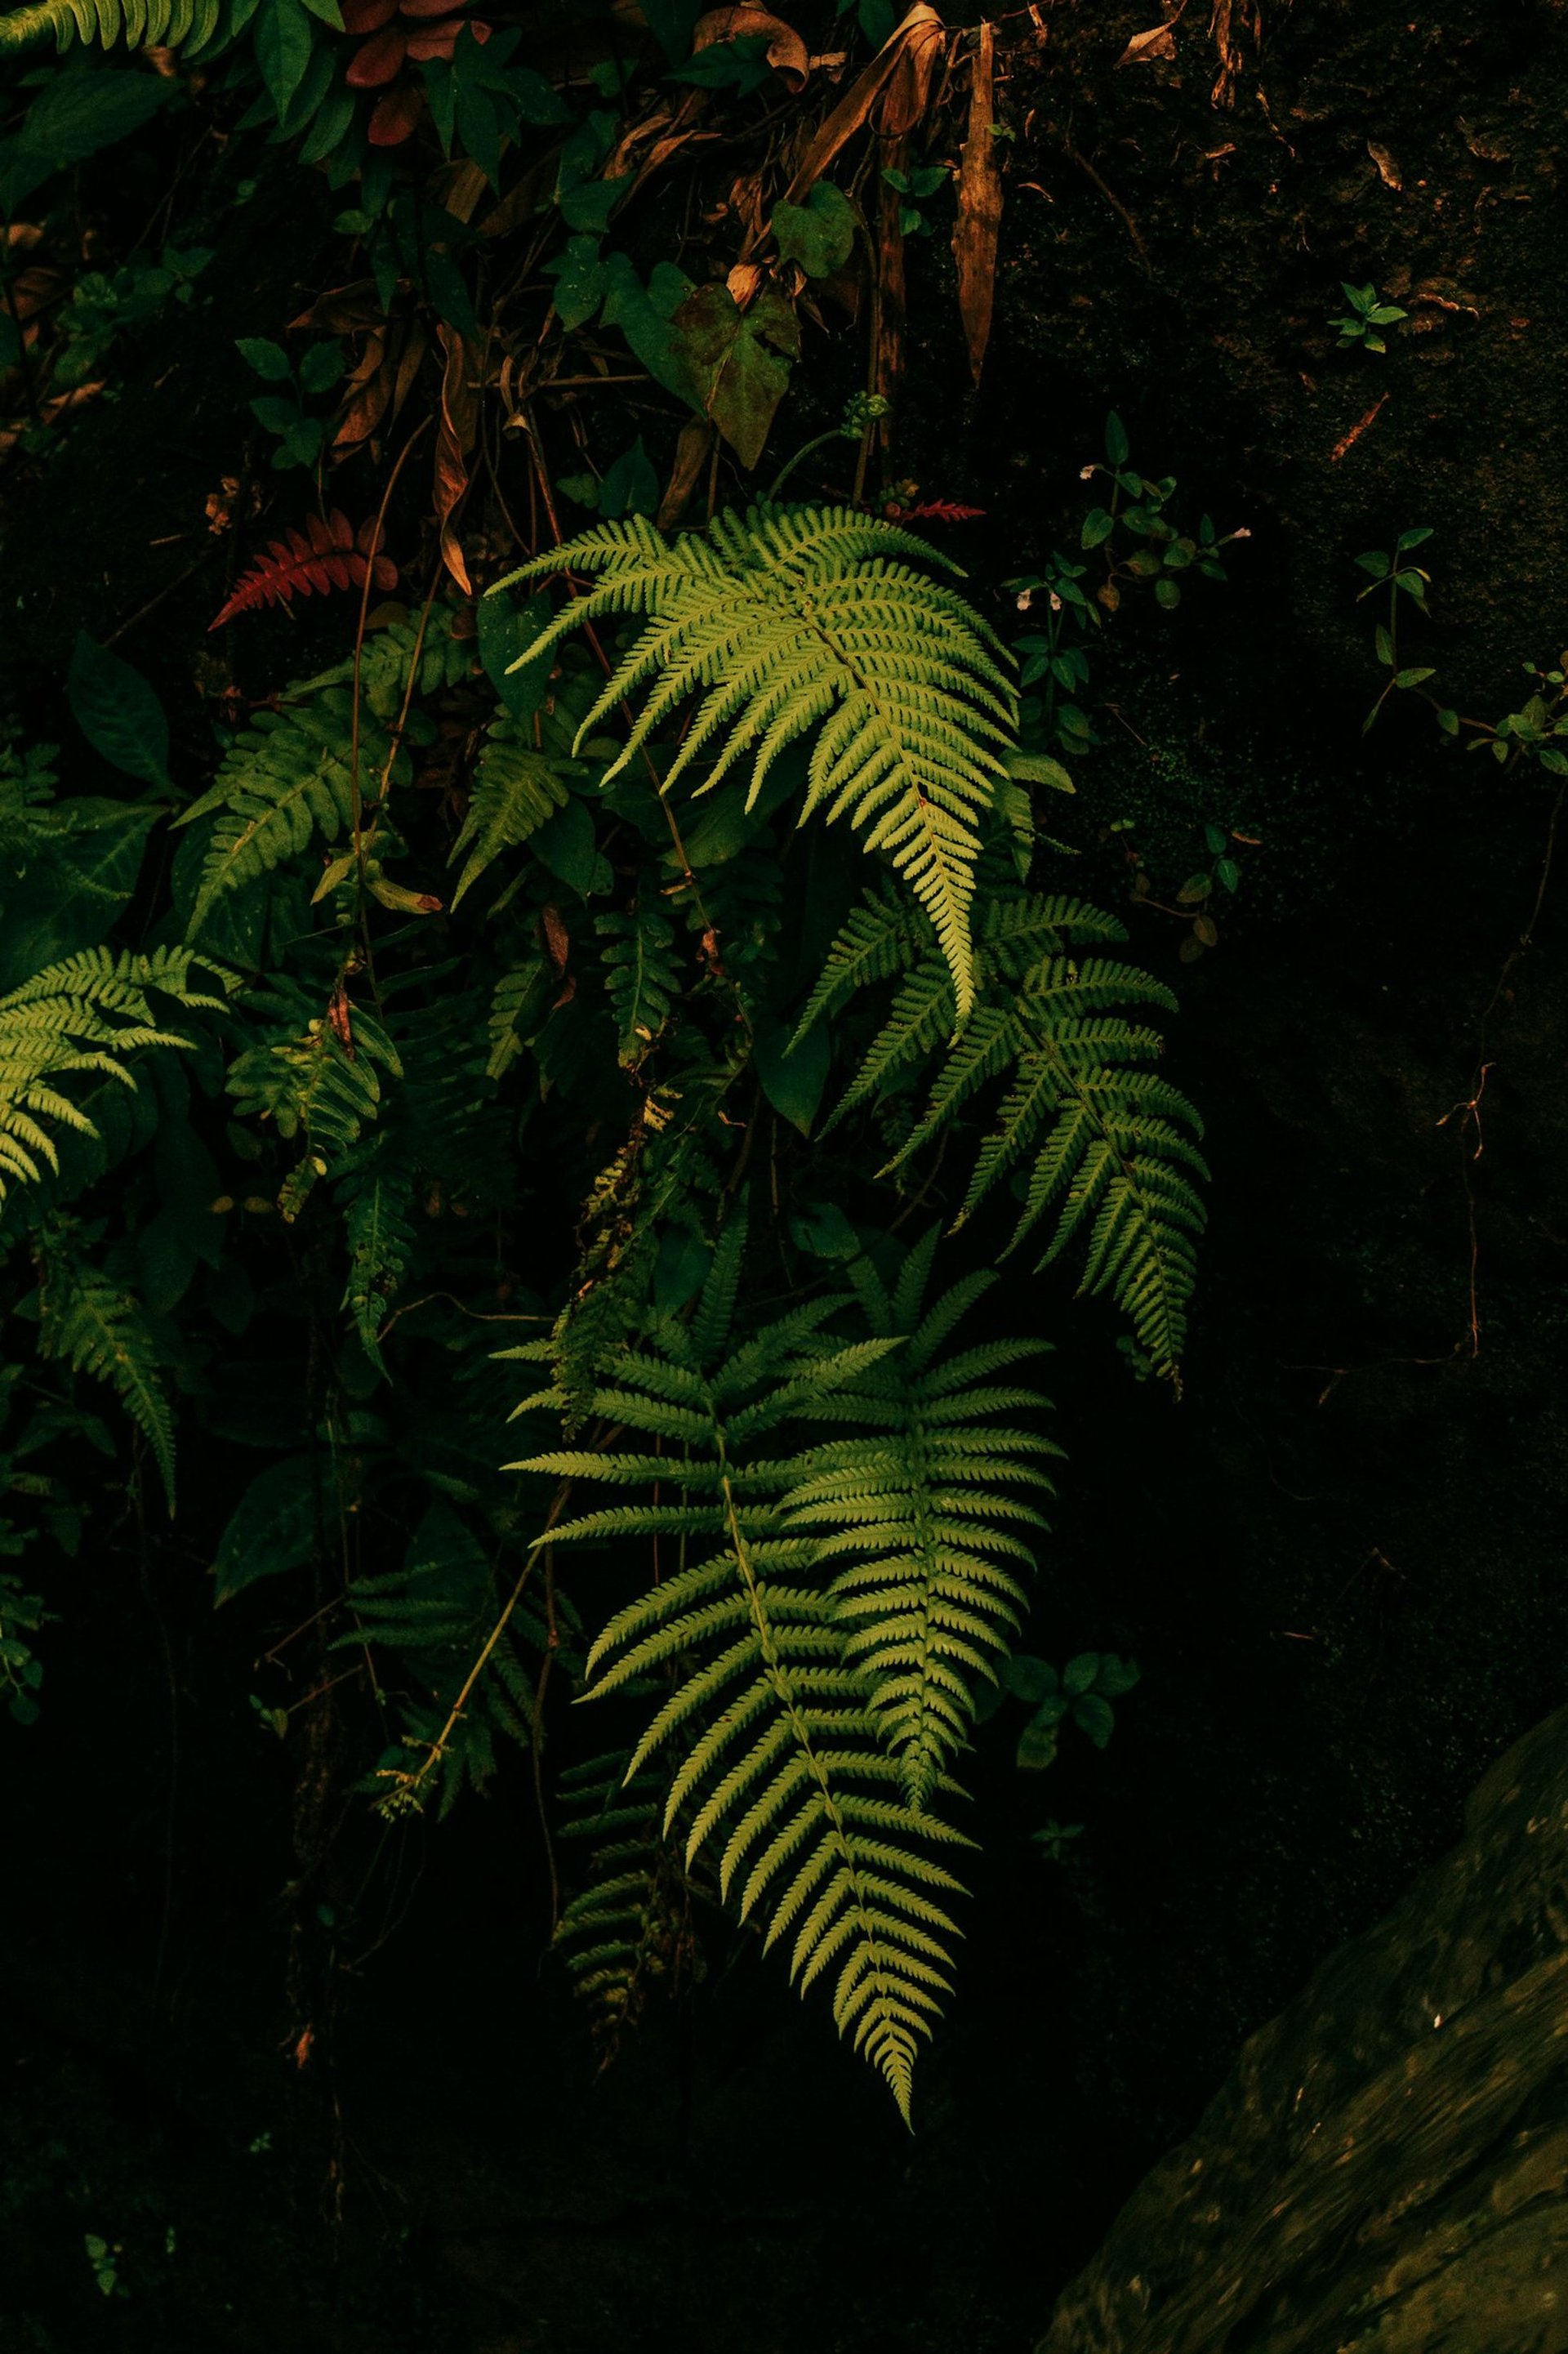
[
  {"x1": 67, "y1": 633, "x2": 171, "y2": 791},
  {"x1": 212, "y1": 1456, "x2": 322, "y2": 1604},
  {"x1": 754, "y1": 1014, "x2": 829, "y2": 1134},
  {"x1": 773, "y1": 181, "x2": 857, "y2": 279}
]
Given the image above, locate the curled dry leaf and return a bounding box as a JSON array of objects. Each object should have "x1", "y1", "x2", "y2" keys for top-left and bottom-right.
[
  {"x1": 768, "y1": 2, "x2": 947, "y2": 226},
  {"x1": 434, "y1": 323, "x2": 482, "y2": 595},
  {"x1": 692, "y1": 3, "x2": 808, "y2": 91},
  {"x1": 1116, "y1": 22, "x2": 1178, "y2": 66},
  {"x1": 953, "y1": 20, "x2": 1002, "y2": 385}
]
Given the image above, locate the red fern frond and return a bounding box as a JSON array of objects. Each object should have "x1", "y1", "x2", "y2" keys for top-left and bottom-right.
[
  {"x1": 883, "y1": 499, "x2": 987, "y2": 525},
  {"x1": 209, "y1": 512, "x2": 398, "y2": 631}
]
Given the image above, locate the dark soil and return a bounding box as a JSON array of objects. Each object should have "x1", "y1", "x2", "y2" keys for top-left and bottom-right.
[{"x1": 5, "y1": 1, "x2": 1568, "y2": 2347}]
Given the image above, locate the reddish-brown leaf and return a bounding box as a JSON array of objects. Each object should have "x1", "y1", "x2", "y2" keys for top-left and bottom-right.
[
  {"x1": 207, "y1": 510, "x2": 398, "y2": 631},
  {"x1": 346, "y1": 26, "x2": 407, "y2": 85},
  {"x1": 341, "y1": 0, "x2": 396, "y2": 31},
  {"x1": 368, "y1": 80, "x2": 426, "y2": 143},
  {"x1": 953, "y1": 21, "x2": 1002, "y2": 386},
  {"x1": 403, "y1": 19, "x2": 466, "y2": 59},
  {"x1": 434, "y1": 325, "x2": 481, "y2": 595}
]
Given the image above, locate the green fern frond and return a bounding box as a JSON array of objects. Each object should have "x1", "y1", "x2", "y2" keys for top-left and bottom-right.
[
  {"x1": 514, "y1": 1276, "x2": 970, "y2": 2123},
  {"x1": 340, "y1": 1166, "x2": 416, "y2": 1367},
  {"x1": 555, "y1": 1752, "x2": 693, "y2": 2053},
  {"x1": 0, "y1": 0, "x2": 220, "y2": 54},
  {"x1": 177, "y1": 688, "x2": 403, "y2": 938},
  {"x1": 492, "y1": 505, "x2": 1019, "y2": 1023},
  {"x1": 807, "y1": 880, "x2": 1208, "y2": 1378},
  {"x1": 0, "y1": 946, "x2": 228, "y2": 1199},
  {"x1": 35, "y1": 1233, "x2": 176, "y2": 1511},
  {"x1": 595, "y1": 904, "x2": 681, "y2": 1070},
  {"x1": 226, "y1": 981, "x2": 400, "y2": 1218},
  {"x1": 448, "y1": 720, "x2": 576, "y2": 909},
  {"x1": 786, "y1": 1234, "x2": 1058, "y2": 1812}
]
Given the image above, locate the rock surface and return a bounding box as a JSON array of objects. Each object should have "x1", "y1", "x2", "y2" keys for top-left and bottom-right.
[{"x1": 1039, "y1": 1705, "x2": 1568, "y2": 2352}]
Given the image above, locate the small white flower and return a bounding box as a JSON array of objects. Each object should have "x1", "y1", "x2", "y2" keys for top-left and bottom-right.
[
  {"x1": 1049, "y1": 592, "x2": 1062, "y2": 613},
  {"x1": 1232, "y1": 526, "x2": 1252, "y2": 539},
  {"x1": 1015, "y1": 591, "x2": 1033, "y2": 612},
  {"x1": 1080, "y1": 465, "x2": 1096, "y2": 480}
]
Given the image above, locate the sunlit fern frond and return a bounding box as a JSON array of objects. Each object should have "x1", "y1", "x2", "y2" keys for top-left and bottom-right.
[
  {"x1": 507, "y1": 1243, "x2": 972, "y2": 2122},
  {"x1": 492, "y1": 505, "x2": 1019, "y2": 1023},
  {"x1": 176, "y1": 688, "x2": 403, "y2": 939},
  {"x1": 804, "y1": 881, "x2": 1207, "y2": 1380},
  {"x1": 0, "y1": 0, "x2": 221, "y2": 54},
  {"x1": 0, "y1": 946, "x2": 228, "y2": 1200},
  {"x1": 786, "y1": 1230, "x2": 1060, "y2": 1813},
  {"x1": 447, "y1": 719, "x2": 577, "y2": 910}
]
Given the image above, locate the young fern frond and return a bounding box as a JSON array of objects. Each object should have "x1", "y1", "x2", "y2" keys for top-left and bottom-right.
[
  {"x1": 509, "y1": 1255, "x2": 971, "y2": 2123},
  {"x1": 34, "y1": 1233, "x2": 176, "y2": 1511},
  {"x1": 806, "y1": 882, "x2": 1208, "y2": 1379},
  {"x1": 448, "y1": 720, "x2": 576, "y2": 909},
  {"x1": 0, "y1": 0, "x2": 220, "y2": 53},
  {"x1": 786, "y1": 1233, "x2": 1060, "y2": 1814},
  {"x1": 340, "y1": 1166, "x2": 417, "y2": 1368},
  {"x1": 0, "y1": 947, "x2": 228, "y2": 1199},
  {"x1": 176, "y1": 688, "x2": 404, "y2": 938},
  {"x1": 492, "y1": 505, "x2": 1018, "y2": 1023},
  {"x1": 555, "y1": 1752, "x2": 693, "y2": 2054},
  {"x1": 595, "y1": 904, "x2": 681, "y2": 1070},
  {"x1": 225, "y1": 982, "x2": 400, "y2": 1219}
]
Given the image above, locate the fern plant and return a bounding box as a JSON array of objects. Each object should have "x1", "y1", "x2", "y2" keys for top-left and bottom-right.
[
  {"x1": 492, "y1": 506, "x2": 1018, "y2": 1022},
  {"x1": 510, "y1": 1229, "x2": 983, "y2": 2122}
]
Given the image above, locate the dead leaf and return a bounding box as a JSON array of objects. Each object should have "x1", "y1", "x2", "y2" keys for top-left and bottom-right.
[
  {"x1": 693, "y1": 4, "x2": 808, "y2": 91},
  {"x1": 953, "y1": 21, "x2": 1002, "y2": 385},
  {"x1": 393, "y1": 323, "x2": 430, "y2": 426},
  {"x1": 434, "y1": 323, "x2": 481, "y2": 595},
  {"x1": 765, "y1": 3, "x2": 947, "y2": 230},
  {"x1": 333, "y1": 328, "x2": 392, "y2": 453},
  {"x1": 878, "y1": 1, "x2": 944, "y2": 136},
  {"x1": 1368, "y1": 140, "x2": 1402, "y2": 190},
  {"x1": 1116, "y1": 23, "x2": 1177, "y2": 65},
  {"x1": 289, "y1": 279, "x2": 388, "y2": 336},
  {"x1": 657, "y1": 416, "x2": 716, "y2": 529},
  {"x1": 726, "y1": 260, "x2": 767, "y2": 305},
  {"x1": 1330, "y1": 392, "x2": 1387, "y2": 462}
]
